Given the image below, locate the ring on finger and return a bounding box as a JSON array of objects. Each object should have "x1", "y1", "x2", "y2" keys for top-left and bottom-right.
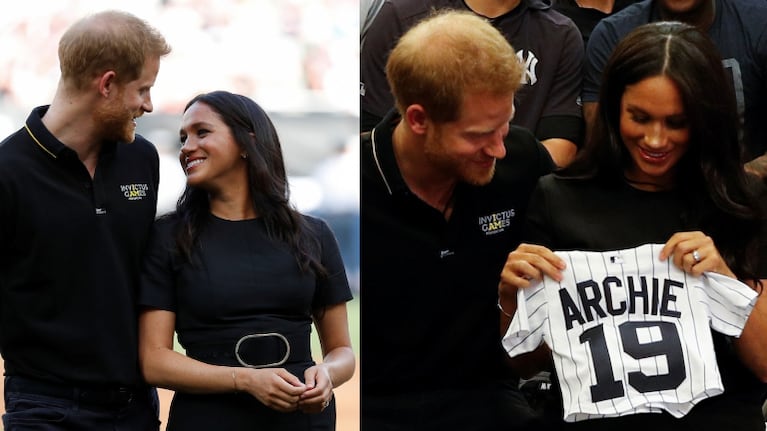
[{"x1": 692, "y1": 250, "x2": 701, "y2": 263}]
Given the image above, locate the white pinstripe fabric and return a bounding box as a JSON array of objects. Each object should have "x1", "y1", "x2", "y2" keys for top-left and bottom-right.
[{"x1": 502, "y1": 243, "x2": 757, "y2": 422}]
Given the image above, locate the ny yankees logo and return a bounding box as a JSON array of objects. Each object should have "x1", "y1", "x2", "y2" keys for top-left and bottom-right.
[{"x1": 516, "y1": 50, "x2": 539, "y2": 86}]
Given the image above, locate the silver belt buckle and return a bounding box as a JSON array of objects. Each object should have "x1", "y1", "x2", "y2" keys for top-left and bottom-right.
[{"x1": 234, "y1": 333, "x2": 291, "y2": 368}]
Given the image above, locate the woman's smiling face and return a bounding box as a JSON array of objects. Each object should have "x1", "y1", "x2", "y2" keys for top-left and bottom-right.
[{"x1": 620, "y1": 75, "x2": 691, "y2": 190}]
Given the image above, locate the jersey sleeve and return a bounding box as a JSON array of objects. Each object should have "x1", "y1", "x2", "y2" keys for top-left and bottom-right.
[
  {"x1": 502, "y1": 281, "x2": 548, "y2": 357},
  {"x1": 702, "y1": 272, "x2": 758, "y2": 337}
]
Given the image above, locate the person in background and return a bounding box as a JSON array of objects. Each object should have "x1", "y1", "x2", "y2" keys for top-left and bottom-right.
[
  {"x1": 581, "y1": 0, "x2": 767, "y2": 178},
  {"x1": 500, "y1": 21, "x2": 767, "y2": 430},
  {"x1": 0, "y1": 10, "x2": 171, "y2": 430},
  {"x1": 552, "y1": 0, "x2": 639, "y2": 47},
  {"x1": 361, "y1": 10, "x2": 555, "y2": 430},
  {"x1": 138, "y1": 90, "x2": 355, "y2": 430},
  {"x1": 360, "y1": 0, "x2": 585, "y2": 167}
]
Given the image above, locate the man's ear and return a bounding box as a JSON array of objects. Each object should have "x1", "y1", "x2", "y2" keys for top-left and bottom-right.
[
  {"x1": 97, "y1": 70, "x2": 117, "y2": 98},
  {"x1": 404, "y1": 104, "x2": 429, "y2": 136}
]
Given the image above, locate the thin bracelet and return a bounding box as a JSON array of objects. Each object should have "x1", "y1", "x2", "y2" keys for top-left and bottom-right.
[
  {"x1": 497, "y1": 299, "x2": 513, "y2": 318},
  {"x1": 231, "y1": 369, "x2": 238, "y2": 392}
]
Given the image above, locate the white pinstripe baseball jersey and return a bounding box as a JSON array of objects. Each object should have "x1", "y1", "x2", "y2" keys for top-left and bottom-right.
[{"x1": 502, "y1": 243, "x2": 758, "y2": 422}]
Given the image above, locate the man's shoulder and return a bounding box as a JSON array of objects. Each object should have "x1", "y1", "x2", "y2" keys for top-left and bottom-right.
[
  {"x1": 503, "y1": 126, "x2": 548, "y2": 157},
  {"x1": 386, "y1": 0, "x2": 464, "y2": 22},
  {"x1": 120, "y1": 134, "x2": 159, "y2": 159},
  {"x1": 0, "y1": 128, "x2": 33, "y2": 173},
  {"x1": 359, "y1": 127, "x2": 394, "y2": 193},
  {"x1": 495, "y1": 126, "x2": 554, "y2": 180},
  {"x1": 127, "y1": 133, "x2": 158, "y2": 150},
  {"x1": 717, "y1": 0, "x2": 767, "y2": 31},
  {"x1": 506, "y1": 125, "x2": 539, "y2": 145},
  {"x1": 525, "y1": 2, "x2": 580, "y2": 30},
  {"x1": 594, "y1": 0, "x2": 652, "y2": 35},
  {"x1": 720, "y1": 0, "x2": 767, "y2": 14},
  {"x1": 360, "y1": 130, "x2": 376, "y2": 171},
  {"x1": 0, "y1": 128, "x2": 25, "y2": 154}
]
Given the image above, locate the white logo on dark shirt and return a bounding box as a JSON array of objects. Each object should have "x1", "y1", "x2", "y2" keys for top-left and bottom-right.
[
  {"x1": 478, "y1": 209, "x2": 515, "y2": 235},
  {"x1": 120, "y1": 183, "x2": 149, "y2": 201},
  {"x1": 517, "y1": 50, "x2": 539, "y2": 86}
]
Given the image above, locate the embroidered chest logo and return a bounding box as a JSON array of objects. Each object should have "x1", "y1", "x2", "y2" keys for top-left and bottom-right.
[
  {"x1": 478, "y1": 209, "x2": 515, "y2": 235},
  {"x1": 516, "y1": 50, "x2": 539, "y2": 86},
  {"x1": 120, "y1": 183, "x2": 150, "y2": 201}
]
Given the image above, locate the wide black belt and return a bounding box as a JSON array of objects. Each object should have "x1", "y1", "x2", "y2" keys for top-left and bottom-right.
[
  {"x1": 4, "y1": 375, "x2": 144, "y2": 408},
  {"x1": 185, "y1": 331, "x2": 312, "y2": 368}
]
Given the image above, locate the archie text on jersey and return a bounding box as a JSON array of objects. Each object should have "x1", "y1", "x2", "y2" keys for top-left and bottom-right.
[{"x1": 560, "y1": 275, "x2": 683, "y2": 330}]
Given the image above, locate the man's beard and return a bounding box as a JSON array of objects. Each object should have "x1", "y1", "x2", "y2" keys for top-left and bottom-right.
[
  {"x1": 94, "y1": 97, "x2": 136, "y2": 143},
  {"x1": 424, "y1": 129, "x2": 496, "y2": 186}
]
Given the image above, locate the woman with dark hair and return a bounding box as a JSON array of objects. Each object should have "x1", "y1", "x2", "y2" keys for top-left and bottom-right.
[
  {"x1": 138, "y1": 91, "x2": 355, "y2": 430},
  {"x1": 497, "y1": 22, "x2": 767, "y2": 430}
]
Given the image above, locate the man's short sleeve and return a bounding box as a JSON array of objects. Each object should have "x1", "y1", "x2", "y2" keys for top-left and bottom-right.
[{"x1": 536, "y1": 19, "x2": 585, "y2": 145}]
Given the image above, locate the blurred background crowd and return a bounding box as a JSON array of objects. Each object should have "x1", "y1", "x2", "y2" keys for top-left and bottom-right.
[{"x1": 0, "y1": 0, "x2": 360, "y2": 291}]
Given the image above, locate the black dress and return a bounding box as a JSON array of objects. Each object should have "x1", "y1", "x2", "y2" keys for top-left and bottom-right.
[{"x1": 140, "y1": 213, "x2": 353, "y2": 430}]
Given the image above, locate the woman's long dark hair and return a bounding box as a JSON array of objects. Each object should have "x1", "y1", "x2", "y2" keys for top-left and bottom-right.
[
  {"x1": 561, "y1": 22, "x2": 763, "y2": 281},
  {"x1": 173, "y1": 90, "x2": 327, "y2": 281}
]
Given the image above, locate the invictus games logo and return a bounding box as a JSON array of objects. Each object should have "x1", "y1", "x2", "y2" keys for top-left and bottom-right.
[
  {"x1": 478, "y1": 209, "x2": 515, "y2": 235},
  {"x1": 120, "y1": 183, "x2": 149, "y2": 201}
]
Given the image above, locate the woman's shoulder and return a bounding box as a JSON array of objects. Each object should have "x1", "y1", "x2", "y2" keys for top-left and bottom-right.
[
  {"x1": 537, "y1": 171, "x2": 595, "y2": 190},
  {"x1": 533, "y1": 173, "x2": 628, "y2": 207},
  {"x1": 300, "y1": 213, "x2": 334, "y2": 237},
  {"x1": 151, "y1": 212, "x2": 183, "y2": 236}
]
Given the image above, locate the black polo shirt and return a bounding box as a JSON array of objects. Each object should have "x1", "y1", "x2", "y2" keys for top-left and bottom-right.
[
  {"x1": 0, "y1": 106, "x2": 160, "y2": 386},
  {"x1": 360, "y1": 112, "x2": 554, "y2": 395}
]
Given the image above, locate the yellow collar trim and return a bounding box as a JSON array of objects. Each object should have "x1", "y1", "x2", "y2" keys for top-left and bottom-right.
[{"x1": 24, "y1": 123, "x2": 57, "y2": 159}]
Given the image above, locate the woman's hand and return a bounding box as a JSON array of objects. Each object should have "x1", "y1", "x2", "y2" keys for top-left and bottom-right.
[
  {"x1": 236, "y1": 367, "x2": 306, "y2": 412},
  {"x1": 298, "y1": 364, "x2": 334, "y2": 414},
  {"x1": 660, "y1": 231, "x2": 735, "y2": 278}
]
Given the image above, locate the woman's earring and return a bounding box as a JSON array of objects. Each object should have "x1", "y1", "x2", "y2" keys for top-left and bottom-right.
[{"x1": 241, "y1": 153, "x2": 248, "y2": 159}]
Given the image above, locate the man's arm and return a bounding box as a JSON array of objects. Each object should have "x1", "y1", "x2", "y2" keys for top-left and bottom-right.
[
  {"x1": 733, "y1": 280, "x2": 767, "y2": 382},
  {"x1": 582, "y1": 101, "x2": 598, "y2": 145},
  {"x1": 541, "y1": 138, "x2": 578, "y2": 167},
  {"x1": 745, "y1": 153, "x2": 767, "y2": 179}
]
